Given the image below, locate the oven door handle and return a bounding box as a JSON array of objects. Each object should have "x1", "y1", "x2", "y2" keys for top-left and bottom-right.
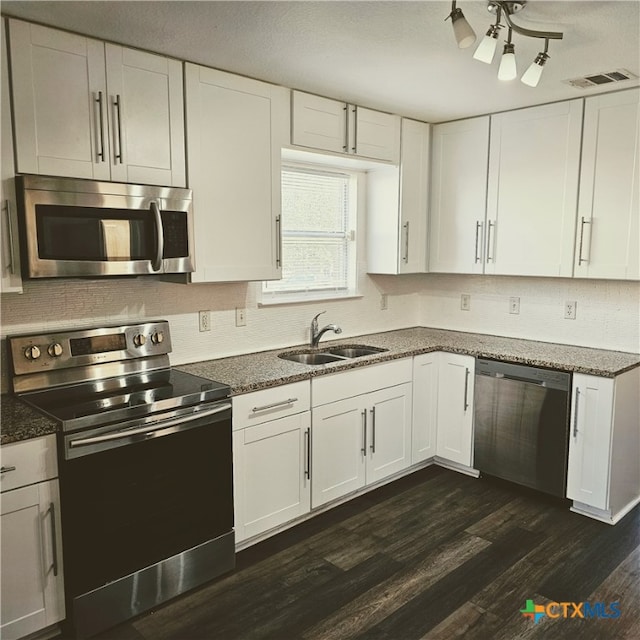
[{"x1": 69, "y1": 402, "x2": 231, "y2": 449}]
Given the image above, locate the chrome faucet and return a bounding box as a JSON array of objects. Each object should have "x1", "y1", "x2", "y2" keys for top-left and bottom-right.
[{"x1": 310, "y1": 311, "x2": 342, "y2": 348}]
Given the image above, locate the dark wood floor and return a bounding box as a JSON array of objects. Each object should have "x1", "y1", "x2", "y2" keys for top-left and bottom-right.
[{"x1": 87, "y1": 467, "x2": 639, "y2": 640}]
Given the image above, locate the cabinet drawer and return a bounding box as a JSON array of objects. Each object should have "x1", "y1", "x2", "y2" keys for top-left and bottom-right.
[
  {"x1": 1, "y1": 435, "x2": 58, "y2": 493},
  {"x1": 312, "y1": 358, "x2": 413, "y2": 407},
  {"x1": 233, "y1": 381, "x2": 311, "y2": 430}
]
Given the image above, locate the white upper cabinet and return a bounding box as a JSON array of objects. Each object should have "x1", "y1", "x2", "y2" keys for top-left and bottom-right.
[
  {"x1": 486, "y1": 100, "x2": 583, "y2": 277},
  {"x1": 185, "y1": 64, "x2": 288, "y2": 282},
  {"x1": 1, "y1": 21, "x2": 23, "y2": 293},
  {"x1": 367, "y1": 118, "x2": 430, "y2": 274},
  {"x1": 9, "y1": 19, "x2": 185, "y2": 186},
  {"x1": 574, "y1": 88, "x2": 640, "y2": 280},
  {"x1": 103, "y1": 44, "x2": 185, "y2": 186},
  {"x1": 291, "y1": 90, "x2": 400, "y2": 163},
  {"x1": 429, "y1": 117, "x2": 490, "y2": 274}
]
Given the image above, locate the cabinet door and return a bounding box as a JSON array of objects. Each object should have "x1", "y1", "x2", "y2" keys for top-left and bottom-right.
[
  {"x1": 105, "y1": 45, "x2": 186, "y2": 187},
  {"x1": 291, "y1": 91, "x2": 347, "y2": 154},
  {"x1": 1, "y1": 21, "x2": 22, "y2": 293},
  {"x1": 1, "y1": 480, "x2": 65, "y2": 640},
  {"x1": 366, "y1": 383, "x2": 413, "y2": 484},
  {"x1": 233, "y1": 412, "x2": 311, "y2": 542},
  {"x1": 353, "y1": 106, "x2": 401, "y2": 163},
  {"x1": 487, "y1": 100, "x2": 582, "y2": 277},
  {"x1": 9, "y1": 19, "x2": 110, "y2": 180},
  {"x1": 311, "y1": 396, "x2": 366, "y2": 508},
  {"x1": 186, "y1": 64, "x2": 286, "y2": 282},
  {"x1": 398, "y1": 119, "x2": 430, "y2": 273},
  {"x1": 429, "y1": 117, "x2": 490, "y2": 274},
  {"x1": 412, "y1": 352, "x2": 439, "y2": 463},
  {"x1": 575, "y1": 89, "x2": 640, "y2": 280},
  {"x1": 436, "y1": 353, "x2": 474, "y2": 467},
  {"x1": 566, "y1": 374, "x2": 614, "y2": 510}
]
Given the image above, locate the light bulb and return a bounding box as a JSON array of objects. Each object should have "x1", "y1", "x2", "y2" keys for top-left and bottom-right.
[
  {"x1": 451, "y1": 8, "x2": 476, "y2": 49},
  {"x1": 498, "y1": 43, "x2": 517, "y2": 81},
  {"x1": 473, "y1": 33, "x2": 499, "y2": 64},
  {"x1": 521, "y1": 51, "x2": 549, "y2": 87}
]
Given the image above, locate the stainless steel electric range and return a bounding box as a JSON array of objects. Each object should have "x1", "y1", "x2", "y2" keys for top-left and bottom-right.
[{"x1": 8, "y1": 320, "x2": 235, "y2": 639}]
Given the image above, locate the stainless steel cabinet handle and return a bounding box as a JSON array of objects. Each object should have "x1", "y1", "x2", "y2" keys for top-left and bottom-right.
[
  {"x1": 463, "y1": 368, "x2": 470, "y2": 411},
  {"x1": 150, "y1": 201, "x2": 164, "y2": 272},
  {"x1": 578, "y1": 217, "x2": 592, "y2": 265},
  {"x1": 0, "y1": 465, "x2": 16, "y2": 474},
  {"x1": 95, "y1": 91, "x2": 106, "y2": 162},
  {"x1": 361, "y1": 409, "x2": 367, "y2": 455},
  {"x1": 48, "y1": 502, "x2": 59, "y2": 576},
  {"x1": 275, "y1": 215, "x2": 282, "y2": 268},
  {"x1": 486, "y1": 220, "x2": 496, "y2": 263},
  {"x1": 352, "y1": 106, "x2": 357, "y2": 153},
  {"x1": 370, "y1": 406, "x2": 376, "y2": 453},
  {"x1": 573, "y1": 388, "x2": 580, "y2": 437},
  {"x1": 251, "y1": 398, "x2": 298, "y2": 412},
  {"x1": 304, "y1": 427, "x2": 311, "y2": 480},
  {"x1": 402, "y1": 222, "x2": 410, "y2": 263},
  {"x1": 474, "y1": 221, "x2": 483, "y2": 263},
  {"x1": 342, "y1": 104, "x2": 348, "y2": 151},
  {"x1": 3, "y1": 200, "x2": 16, "y2": 274},
  {"x1": 70, "y1": 402, "x2": 231, "y2": 448},
  {"x1": 114, "y1": 94, "x2": 124, "y2": 163}
]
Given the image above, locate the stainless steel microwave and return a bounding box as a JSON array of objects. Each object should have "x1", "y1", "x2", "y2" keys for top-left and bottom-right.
[{"x1": 16, "y1": 175, "x2": 195, "y2": 278}]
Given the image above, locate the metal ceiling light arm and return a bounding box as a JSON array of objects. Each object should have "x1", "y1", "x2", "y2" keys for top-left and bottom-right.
[{"x1": 490, "y1": 1, "x2": 563, "y2": 41}]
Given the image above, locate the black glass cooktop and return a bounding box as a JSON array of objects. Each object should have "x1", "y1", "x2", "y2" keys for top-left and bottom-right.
[{"x1": 20, "y1": 369, "x2": 230, "y2": 432}]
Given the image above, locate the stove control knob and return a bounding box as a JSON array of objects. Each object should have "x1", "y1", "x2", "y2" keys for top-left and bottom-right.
[
  {"x1": 133, "y1": 334, "x2": 146, "y2": 348},
  {"x1": 47, "y1": 342, "x2": 63, "y2": 358},
  {"x1": 151, "y1": 331, "x2": 164, "y2": 345},
  {"x1": 24, "y1": 345, "x2": 41, "y2": 360}
]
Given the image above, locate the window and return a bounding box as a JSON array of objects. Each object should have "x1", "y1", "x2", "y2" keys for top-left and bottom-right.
[{"x1": 262, "y1": 165, "x2": 359, "y2": 303}]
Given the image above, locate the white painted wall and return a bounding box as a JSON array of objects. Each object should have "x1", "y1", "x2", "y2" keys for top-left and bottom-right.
[{"x1": 418, "y1": 274, "x2": 640, "y2": 354}]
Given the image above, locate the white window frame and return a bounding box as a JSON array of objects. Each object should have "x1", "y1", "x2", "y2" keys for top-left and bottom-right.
[{"x1": 260, "y1": 162, "x2": 363, "y2": 305}]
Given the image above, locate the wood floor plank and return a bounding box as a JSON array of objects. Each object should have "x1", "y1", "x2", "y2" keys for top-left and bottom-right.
[
  {"x1": 355, "y1": 526, "x2": 540, "y2": 640},
  {"x1": 300, "y1": 531, "x2": 491, "y2": 640},
  {"x1": 420, "y1": 601, "x2": 505, "y2": 640}
]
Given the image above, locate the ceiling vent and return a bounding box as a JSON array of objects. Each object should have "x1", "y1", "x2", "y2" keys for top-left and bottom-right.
[{"x1": 564, "y1": 69, "x2": 638, "y2": 89}]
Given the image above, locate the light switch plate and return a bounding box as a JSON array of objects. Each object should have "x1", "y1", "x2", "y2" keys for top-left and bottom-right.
[{"x1": 509, "y1": 297, "x2": 520, "y2": 315}]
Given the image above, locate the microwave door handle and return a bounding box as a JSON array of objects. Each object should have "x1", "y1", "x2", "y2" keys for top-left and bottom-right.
[{"x1": 150, "y1": 200, "x2": 164, "y2": 272}]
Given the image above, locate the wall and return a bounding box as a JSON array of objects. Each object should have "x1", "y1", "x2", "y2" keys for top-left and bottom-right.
[
  {"x1": 418, "y1": 274, "x2": 640, "y2": 354},
  {"x1": 0, "y1": 271, "x2": 423, "y2": 391}
]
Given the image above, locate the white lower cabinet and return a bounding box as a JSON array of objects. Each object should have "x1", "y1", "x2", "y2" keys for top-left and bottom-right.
[
  {"x1": 1, "y1": 436, "x2": 64, "y2": 640},
  {"x1": 232, "y1": 381, "x2": 311, "y2": 543},
  {"x1": 435, "y1": 353, "x2": 475, "y2": 468},
  {"x1": 311, "y1": 359, "x2": 413, "y2": 508},
  {"x1": 411, "y1": 352, "x2": 439, "y2": 463},
  {"x1": 567, "y1": 369, "x2": 640, "y2": 523}
]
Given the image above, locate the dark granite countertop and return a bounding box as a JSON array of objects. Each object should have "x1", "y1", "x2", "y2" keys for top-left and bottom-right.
[
  {"x1": 177, "y1": 327, "x2": 640, "y2": 395},
  {"x1": 1, "y1": 394, "x2": 58, "y2": 446},
  {"x1": 3, "y1": 327, "x2": 639, "y2": 444}
]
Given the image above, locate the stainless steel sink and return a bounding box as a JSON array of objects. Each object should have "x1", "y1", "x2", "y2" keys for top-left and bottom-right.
[
  {"x1": 326, "y1": 345, "x2": 387, "y2": 358},
  {"x1": 278, "y1": 344, "x2": 387, "y2": 365},
  {"x1": 279, "y1": 352, "x2": 345, "y2": 365}
]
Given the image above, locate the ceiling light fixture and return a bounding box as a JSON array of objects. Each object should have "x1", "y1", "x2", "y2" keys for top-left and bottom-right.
[
  {"x1": 447, "y1": 1, "x2": 563, "y2": 87},
  {"x1": 446, "y1": 1, "x2": 476, "y2": 49}
]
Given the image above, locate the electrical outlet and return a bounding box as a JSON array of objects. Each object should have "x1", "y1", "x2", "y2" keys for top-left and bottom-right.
[
  {"x1": 509, "y1": 297, "x2": 520, "y2": 315},
  {"x1": 380, "y1": 294, "x2": 388, "y2": 311},
  {"x1": 235, "y1": 307, "x2": 247, "y2": 327},
  {"x1": 460, "y1": 294, "x2": 471, "y2": 311},
  {"x1": 198, "y1": 310, "x2": 211, "y2": 332},
  {"x1": 564, "y1": 301, "x2": 577, "y2": 320}
]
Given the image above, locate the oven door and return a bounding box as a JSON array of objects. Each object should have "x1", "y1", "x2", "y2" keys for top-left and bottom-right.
[
  {"x1": 59, "y1": 400, "x2": 233, "y2": 603},
  {"x1": 18, "y1": 175, "x2": 194, "y2": 278}
]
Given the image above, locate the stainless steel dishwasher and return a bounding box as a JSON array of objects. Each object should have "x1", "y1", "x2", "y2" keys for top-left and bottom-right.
[{"x1": 473, "y1": 358, "x2": 571, "y2": 497}]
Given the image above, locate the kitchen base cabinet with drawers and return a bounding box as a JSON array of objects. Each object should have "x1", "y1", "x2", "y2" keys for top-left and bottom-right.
[
  {"x1": 232, "y1": 382, "x2": 311, "y2": 545},
  {"x1": 0, "y1": 435, "x2": 65, "y2": 640},
  {"x1": 311, "y1": 359, "x2": 413, "y2": 508},
  {"x1": 567, "y1": 367, "x2": 640, "y2": 524}
]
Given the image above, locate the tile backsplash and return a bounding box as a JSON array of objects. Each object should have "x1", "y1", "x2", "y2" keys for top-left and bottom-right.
[{"x1": 2, "y1": 272, "x2": 638, "y2": 392}]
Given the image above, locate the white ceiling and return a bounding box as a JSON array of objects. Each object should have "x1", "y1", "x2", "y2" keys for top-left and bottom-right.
[{"x1": 2, "y1": 0, "x2": 639, "y2": 122}]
